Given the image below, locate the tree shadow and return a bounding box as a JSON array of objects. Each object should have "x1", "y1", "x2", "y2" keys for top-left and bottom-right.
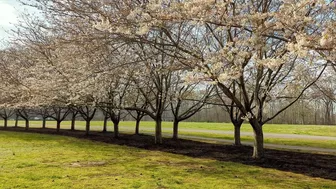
[{"x1": 1, "y1": 127, "x2": 336, "y2": 181}]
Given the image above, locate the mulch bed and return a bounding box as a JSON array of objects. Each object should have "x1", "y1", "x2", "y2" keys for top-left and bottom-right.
[{"x1": 1, "y1": 127, "x2": 336, "y2": 180}]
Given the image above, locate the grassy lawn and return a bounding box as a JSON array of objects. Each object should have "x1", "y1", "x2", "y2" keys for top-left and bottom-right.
[
  {"x1": 175, "y1": 131, "x2": 336, "y2": 150},
  {"x1": 4, "y1": 120, "x2": 336, "y2": 150},
  {"x1": 0, "y1": 131, "x2": 335, "y2": 189},
  {"x1": 119, "y1": 121, "x2": 336, "y2": 137},
  {"x1": 6, "y1": 120, "x2": 336, "y2": 137}
]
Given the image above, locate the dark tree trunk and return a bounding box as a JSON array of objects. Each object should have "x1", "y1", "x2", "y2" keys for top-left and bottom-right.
[
  {"x1": 42, "y1": 118, "x2": 46, "y2": 129},
  {"x1": 325, "y1": 101, "x2": 332, "y2": 125},
  {"x1": 71, "y1": 114, "x2": 76, "y2": 131},
  {"x1": 14, "y1": 115, "x2": 18, "y2": 128},
  {"x1": 155, "y1": 117, "x2": 162, "y2": 144},
  {"x1": 113, "y1": 121, "x2": 119, "y2": 138},
  {"x1": 250, "y1": 119, "x2": 264, "y2": 159},
  {"x1": 172, "y1": 119, "x2": 179, "y2": 140},
  {"x1": 85, "y1": 120, "x2": 90, "y2": 135},
  {"x1": 102, "y1": 116, "x2": 108, "y2": 133},
  {"x1": 135, "y1": 119, "x2": 140, "y2": 135},
  {"x1": 56, "y1": 121, "x2": 61, "y2": 132},
  {"x1": 4, "y1": 118, "x2": 8, "y2": 129},
  {"x1": 25, "y1": 119, "x2": 29, "y2": 130},
  {"x1": 233, "y1": 123, "x2": 242, "y2": 146}
]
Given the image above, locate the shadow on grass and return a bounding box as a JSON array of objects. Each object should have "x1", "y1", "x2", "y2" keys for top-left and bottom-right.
[{"x1": 1, "y1": 127, "x2": 336, "y2": 181}]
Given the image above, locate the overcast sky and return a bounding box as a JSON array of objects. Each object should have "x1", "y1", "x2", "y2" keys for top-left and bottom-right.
[{"x1": 0, "y1": 0, "x2": 22, "y2": 41}]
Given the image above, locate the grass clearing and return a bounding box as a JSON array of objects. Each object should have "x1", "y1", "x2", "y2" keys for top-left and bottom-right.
[
  {"x1": 175, "y1": 131, "x2": 336, "y2": 150},
  {"x1": 6, "y1": 120, "x2": 336, "y2": 137},
  {"x1": 4, "y1": 120, "x2": 336, "y2": 150},
  {"x1": 0, "y1": 131, "x2": 335, "y2": 188}
]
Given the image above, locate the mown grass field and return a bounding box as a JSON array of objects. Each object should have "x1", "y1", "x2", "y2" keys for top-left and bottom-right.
[
  {"x1": 7, "y1": 120, "x2": 336, "y2": 137},
  {"x1": 0, "y1": 131, "x2": 335, "y2": 189},
  {"x1": 178, "y1": 131, "x2": 336, "y2": 150},
  {"x1": 118, "y1": 121, "x2": 336, "y2": 137},
  {"x1": 4, "y1": 120, "x2": 336, "y2": 150}
]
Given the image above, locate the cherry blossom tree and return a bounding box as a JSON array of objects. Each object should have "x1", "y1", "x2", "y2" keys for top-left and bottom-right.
[
  {"x1": 124, "y1": 43, "x2": 177, "y2": 144},
  {"x1": 70, "y1": 107, "x2": 79, "y2": 131},
  {"x1": 0, "y1": 109, "x2": 15, "y2": 128},
  {"x1": 170, "y1": 72, "x2": 214, "y2": 140},
  {"x1": 88, "y1": 0, "x2": 334, "y2": 158},
  {"x1": 126, "y1": 89, "x2": 148, "y2": 135},
  {"x1": 34, "y1": 107, "x2": 51, "y2": 129},
  {"x1": 215, "y1": 84, "x2": 244, "y2": 146},
  {"x1": 13, "y1": 0, "x2": 336, "y2": 159},
  {"x1": 99, "y1": 72, "x2": 132, "y2": 138}
]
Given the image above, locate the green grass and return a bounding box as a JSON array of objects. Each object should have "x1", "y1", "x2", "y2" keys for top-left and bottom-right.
[
  {"x1": 121, "y1": 121, "x2": 336, "y2": 137},
  {"x1": 6, "y1": 120, "x2": 336, "y2": 137},
  {"x1": 175, "y1": 131, "x2": 336, "y2": 150},
  {"x1": 5, "y1": 120, "x2": 336, "y2": 150},
  {"x1": 0, "y1": 131, "x2": 335, "y2": 188}
]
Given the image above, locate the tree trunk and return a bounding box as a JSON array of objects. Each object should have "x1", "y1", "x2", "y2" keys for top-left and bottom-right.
[
  {"x1": 250, "y1": 120, "x2": 264, "y2": 159},
  {"x1": 4, "y1": 118, "x2": 8, "y2": 128},
  {"x1": 85, "y1": 120, "x2": 90, "y2": 135},
  {"x1": 135, "y1": 119, "x2": 140, "y2": 135},
  {"x1": 172, "y1": 119, "x2": 179, "y2": 140},
  {"x1": 102, "y1": 116, "x2": 108, "y2": 133},
  {"x1": 56, "y1": 121, "x2": 61, "y2": 132},
  {"x1": 25, "y1": 119, "x2": 29, "y2": 130},
  {"x1": 234, "y1": 123, "x2": 242, "y2": 146},
  {"x1": 155, "y1": 117, "x2": 162, "y2": 144},
  {"x1": 42, "y1": 118, "x2": 46, "y2": 129},
  {"x1": 71, "y1": 115, "x2": 76, "y2": 131},
  {"x1": 113, "y1": 121, "x2": 119, "y2": 138},
  {"x1": 14, "y1": 115, "x2": 18, "y2": 128}
]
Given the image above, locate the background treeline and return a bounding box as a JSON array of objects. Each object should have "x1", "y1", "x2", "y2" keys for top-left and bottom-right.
[{"x1": 7, "y1": 98, "x2": 335, "y2": 126}]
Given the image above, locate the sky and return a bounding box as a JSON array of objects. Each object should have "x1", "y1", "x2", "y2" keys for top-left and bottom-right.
[{"x1": 0, "y1": 0, "x2": 22, "y2": 41}]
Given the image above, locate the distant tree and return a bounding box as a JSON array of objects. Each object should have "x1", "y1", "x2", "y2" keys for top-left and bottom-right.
[
  {"x1": 77, "y1": 106, "x2": 96, "y2": 135},
  {"x1": 170, "y1": 72, "x2": 214, "y2": 140},
  {"x1": 35, "y1": 107, "x2": 51, "y2": 129},
  {"x1": 49, "y1": 107, "x2": 71, "y2": 132},
  {"x1": 0, "y1": 109, "x2": 15, "y2": 128},
  {"x1": 126, "y1": 89, "x2": 148, "y2": 135}
]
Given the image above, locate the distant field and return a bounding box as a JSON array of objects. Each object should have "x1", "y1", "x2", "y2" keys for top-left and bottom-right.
[
  {"x1": 177, "y1": 131, "x2": 336, "y2": 150},
  {"x1": 0, "y1": 131, "x2": 335, "y2": 189},
  {"x1": 3, "y1": 120, "x2": 336, "y2": 150},
  {"x1": 6, "y1": 120, "x2": 336, "y2": 137}
]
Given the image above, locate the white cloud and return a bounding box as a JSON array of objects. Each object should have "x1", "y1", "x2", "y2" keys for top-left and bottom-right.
[{"x1": 0, "y1": 2, "x2": 18, "y2": 26}]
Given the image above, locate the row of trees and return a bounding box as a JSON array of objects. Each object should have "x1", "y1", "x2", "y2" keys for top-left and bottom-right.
[
  {"x1": 0, "y1": 0, "x2": 335, "y2": 159},
  {"x1": 163, "y1": 99, "x2": 336, "y2": 125}
]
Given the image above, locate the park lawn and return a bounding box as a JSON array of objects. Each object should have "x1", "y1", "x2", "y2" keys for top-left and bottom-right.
[
  {"x1": 6, "y1": 120, "x2": 336, "y2": 137},
  {"x1": 113, "y1": 128, "x2": 336, "y2": 150},
  {"x1": 0, "y1": 131, "x2": 335, "y2": 189},
  {"x1": 118, "y1": 121, "x2": 336, "y2": 137},
  {"x1": 4, "y1": 121, "x2": 336, "y2": 150},
  {"x1": 174, "y1": 131, "x2": 336, "y2": 150}
]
